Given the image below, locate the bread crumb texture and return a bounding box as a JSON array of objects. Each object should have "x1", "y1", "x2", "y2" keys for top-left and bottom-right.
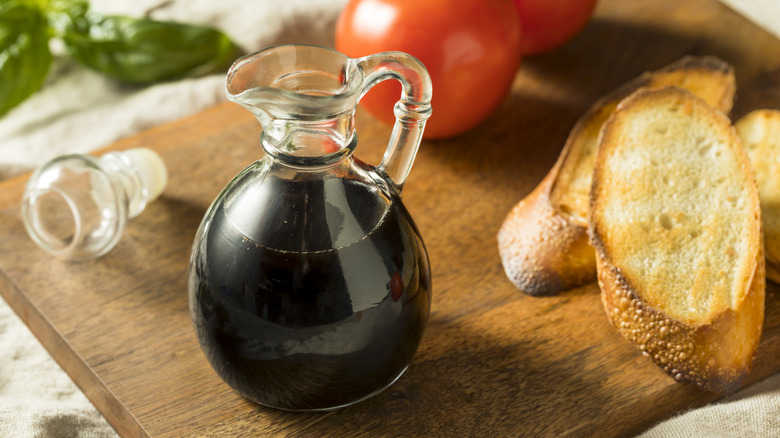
[
  {"x1": 595, "y1": 90, "x2": 757, "y2": 322},
  {"x1": 736, "y1": 109, "x2": 780, "y2": 280}
]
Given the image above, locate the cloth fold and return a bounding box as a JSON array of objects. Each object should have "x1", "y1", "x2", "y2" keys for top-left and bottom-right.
[
  {"x1": 0, "y1": 291, "x2": 115, "y2": 437},
  {"x1": 0, "y1": 0, "x2": 778, "y2": 436},
  {"x1": 639, "y1": 373, "x2": 780, "y2": 438}
]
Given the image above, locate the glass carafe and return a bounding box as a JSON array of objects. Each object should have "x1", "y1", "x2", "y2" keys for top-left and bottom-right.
[{"x1": 187, "y1": 44, "x2": 433, "y2": 411}]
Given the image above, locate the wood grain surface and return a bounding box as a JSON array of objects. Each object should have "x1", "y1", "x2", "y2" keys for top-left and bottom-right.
[{"x1": 2, "y1": 0, "x2": 780, "y2": 436}]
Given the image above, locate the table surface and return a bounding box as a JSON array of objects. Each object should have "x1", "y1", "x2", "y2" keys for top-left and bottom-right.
[{"x1": 2, "y1": 0, "x2": 780, "y2": 436}]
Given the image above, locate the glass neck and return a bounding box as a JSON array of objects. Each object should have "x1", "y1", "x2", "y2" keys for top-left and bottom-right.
[{"x1": 261, "y1": 119, "x2": 359, "y2": 168}]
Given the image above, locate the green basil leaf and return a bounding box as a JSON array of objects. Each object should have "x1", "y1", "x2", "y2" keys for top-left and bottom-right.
[
  {"x1": 0, "y1": 2, "x2": 53, "y2": 116},
  {"x1": 62, "y1": 14, "x2": 239, "y2": 83},
  {"x1": 45, "y1": 0, "x2": 90, "y2": 36}
]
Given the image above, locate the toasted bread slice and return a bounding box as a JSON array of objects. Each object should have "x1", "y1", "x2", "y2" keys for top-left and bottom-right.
[
  {"x1": 498, "y1": 56, "x2": 736, "y2": 296},
  {"x1": 589, "y1": 87, "x2": 764, "y2": 394},
  {"x1": 736, "y1": 109, "x2": 780, "y2": 283}
]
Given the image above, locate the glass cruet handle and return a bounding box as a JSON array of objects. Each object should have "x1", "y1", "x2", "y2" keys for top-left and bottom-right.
[{"x1": 355, "y1": 52, "x2": 432, "y2": 192}]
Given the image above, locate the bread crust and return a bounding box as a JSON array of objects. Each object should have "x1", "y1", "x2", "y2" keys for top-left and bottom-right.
[
  {"x1": 498, "y1": 56, "x2": 736, "y2": 296},
  {"x1": 595, "y1": 245, "x2": 764, "y2": 394},
  {"x1": 589, "y1": 87, "x2": 764, "y2": 394},
  {"x1": 497, "y1": 174, "x2": 596, "y2": 295}
]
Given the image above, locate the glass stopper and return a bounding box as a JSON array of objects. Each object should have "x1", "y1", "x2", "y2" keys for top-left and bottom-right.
[{"x1": 21, "y1": 148, "x2": 168, "y2": 261}]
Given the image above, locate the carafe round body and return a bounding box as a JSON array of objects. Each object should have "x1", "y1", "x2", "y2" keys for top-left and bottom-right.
[{"x1": 188, "y1": 157, "x2": 431, "y2": 410}]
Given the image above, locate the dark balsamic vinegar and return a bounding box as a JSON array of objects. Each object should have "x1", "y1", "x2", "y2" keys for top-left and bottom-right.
[{"x1": 188, "y1": 170, "x2": 431, "y2": 411}]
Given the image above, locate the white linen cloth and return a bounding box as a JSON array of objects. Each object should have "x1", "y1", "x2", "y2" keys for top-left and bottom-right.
[{"x1": 0, "y1": 0, "x2": 778, "y2": 436}]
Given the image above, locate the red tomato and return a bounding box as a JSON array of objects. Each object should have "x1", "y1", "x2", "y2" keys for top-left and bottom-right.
[
  {"x1": 513, "y1": 0, "x2": 598, "y2": 55},
  {"x1": 336, "y1": 0, "x2": 522, "y2": 139}
]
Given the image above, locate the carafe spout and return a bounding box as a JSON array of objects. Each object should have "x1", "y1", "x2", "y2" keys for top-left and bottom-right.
[{"x1": 225, "y1": 45, "x2": 363, "y2": 160}]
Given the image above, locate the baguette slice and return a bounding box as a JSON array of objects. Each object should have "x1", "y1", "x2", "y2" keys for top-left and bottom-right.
[
  {"x1": 498, "y1": 56, "x2": 736, "y2": 296},
  {"x1": 736, "y1": 109, "x2": 780, "y2": 283},
  {"x1": 589, "y1": 86, "x2": 764, "y2": 394}
]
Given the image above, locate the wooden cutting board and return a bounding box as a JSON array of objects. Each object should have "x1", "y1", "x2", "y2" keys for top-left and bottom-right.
[{"x1": 2, "y1": 0, "x2": 780, "y2": 436}]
